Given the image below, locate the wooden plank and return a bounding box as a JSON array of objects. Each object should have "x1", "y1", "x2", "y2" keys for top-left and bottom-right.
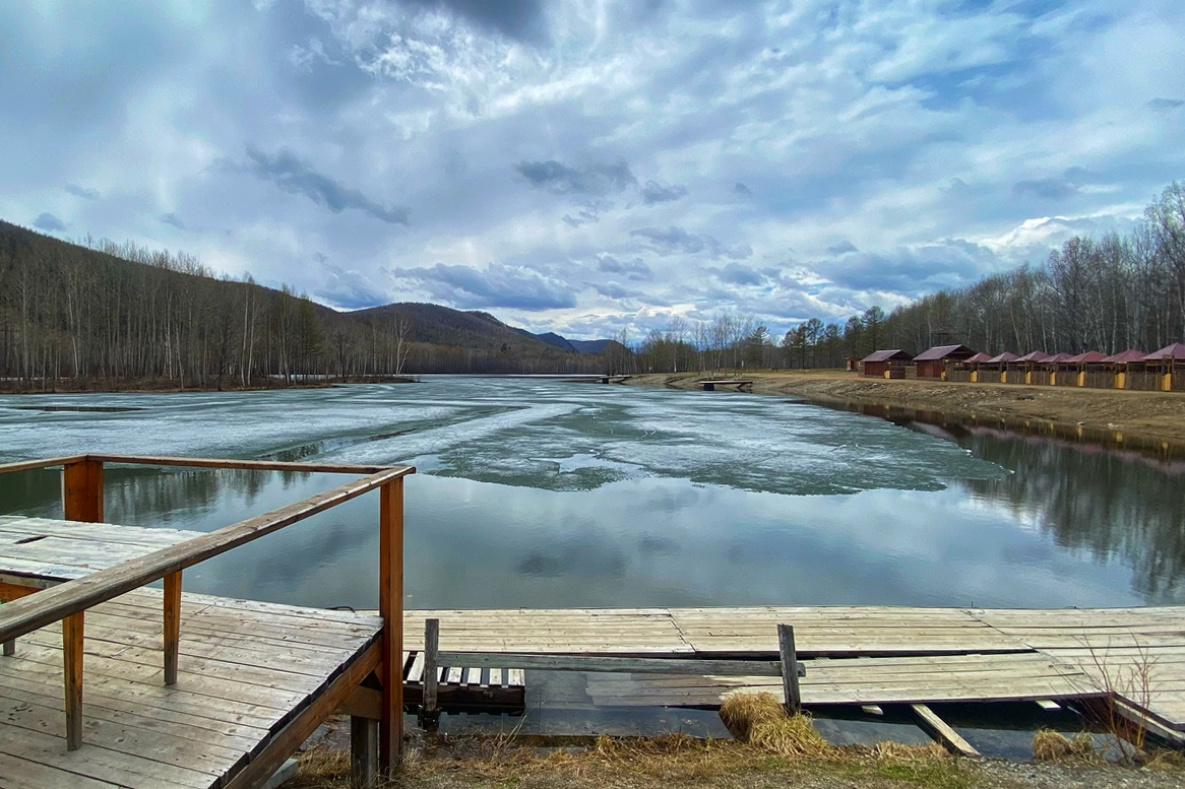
[
  {"x1": 434, "y1": 651, "x2": 785, "y2": 676},
  {"x1": 0, "y1": 465, "x2": 413, "y2": 644},
  {"x1": 88, "y1": 453, "x2": 400, "y2": 475},
  {"x1": 422, "y1": 619, "x2": 439, "y2": 728},
  {"x1": 378, "y1": 476, "x2": 404, "y2": 770},
  {"x1": 63, "y1": 611, "x2": 84, "y2": 751},
  {"x1": 350, "y1": 716, "x2": 378, "y2": 787},
  {"x1": 1036, "y1": 699, "x2": 1061, "y2": 711},
  {"x1": 164, "y1": 571, "x2": 182, "y2": 685},
  {"x1": 0, "y1": 455, "x2": 88, "y2": 475},
  {"x1": 912, "y1": 703, "x2": 980, "y2": 757},
  {"x1": 0, "y1": 741, "x2": 176, "y2": 789}
]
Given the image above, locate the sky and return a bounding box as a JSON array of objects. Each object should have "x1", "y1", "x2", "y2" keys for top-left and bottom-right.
[{"x1": 3, "y1": 0, "x2": 1183, "y2": 341}]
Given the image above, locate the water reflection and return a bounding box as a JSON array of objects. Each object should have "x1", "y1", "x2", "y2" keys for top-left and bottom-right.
[{"x1": 947, "y1": 427, "x2": 1185, "y2": 602}]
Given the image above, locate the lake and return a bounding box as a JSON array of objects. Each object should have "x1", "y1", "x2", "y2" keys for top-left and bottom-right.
[{"x1": 1, "y1": 377, "x2": 1182, "y2": 612}]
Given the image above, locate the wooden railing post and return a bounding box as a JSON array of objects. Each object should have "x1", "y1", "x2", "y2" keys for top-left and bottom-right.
[
  {"x1": 378, "y1": 477, "x2": 404, "y2": 772},
  {"x1": 62, "y1": 458, "x2": 104, "y2": 523},
  {"x1": 778, "y1": 624, "x2": 802, "y2": 715},
  {"x1": 63, "y1": 612, "x2": 84, "y2": 750},
  {"x1": 164, "y1": 571, "x2": 182, "y2": 685}
]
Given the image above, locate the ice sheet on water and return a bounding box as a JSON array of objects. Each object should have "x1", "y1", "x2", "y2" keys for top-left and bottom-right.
[{"x1": 0, "y1": 379, "x2": 1004, "y2": 496}]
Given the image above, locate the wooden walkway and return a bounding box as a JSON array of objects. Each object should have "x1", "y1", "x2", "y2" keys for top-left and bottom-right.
[
  {"x1": 402, "y1": 605, "x2": 1185, "y2": 737},
  {"x1": 0, "y1": 587, "x2": 382, "y2": 789}
]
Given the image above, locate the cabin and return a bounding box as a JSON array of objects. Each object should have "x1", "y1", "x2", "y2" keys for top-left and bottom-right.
[
  {"x1": 913, "y1": 344, "x2": 977, "y2": 380},
  {"x1": 860, "y1": 349, "x2": 912, "y2": 378},
  {"x1": 1144, "y1": 343, "x2": 1185, "y2": 391},
  {"x1": 962, "y1": 352, "x2": 993, "y2": 383},
  {"x1": 1104, "y1": 349, "x2": 1149, "y2": 390},
  {"x1": 1066, "y1": 350, "x2": 1108, "y2": 387},
  {"x1": 1014, "y1": 351, "x2": 1050, "y2": 384},
  {"x1": 985, "y1": 351, "x2": 1019, "y2": 383}
]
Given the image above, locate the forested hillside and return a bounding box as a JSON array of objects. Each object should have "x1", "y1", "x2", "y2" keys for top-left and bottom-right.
[{"x1": 0, "y1": 221, "x2": 608, "y2": 389}]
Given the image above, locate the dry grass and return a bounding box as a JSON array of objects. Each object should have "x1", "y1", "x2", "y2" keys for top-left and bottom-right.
[
  {"x1": 1030, "y1": 728, "x2": 1100, "y2": 764},
  {"x1": 718, "y1": 692, "x2": 827, "y2": 757}
]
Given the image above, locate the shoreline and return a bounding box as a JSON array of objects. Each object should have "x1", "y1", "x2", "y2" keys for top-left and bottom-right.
[{"x1": 622, "y1": 370, "x2": 1185, "y2": 451}]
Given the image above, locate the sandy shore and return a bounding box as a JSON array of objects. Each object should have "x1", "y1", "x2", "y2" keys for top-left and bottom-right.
[{"x1": 623, "y1": 370, "x2": 1185, "y2": 449}]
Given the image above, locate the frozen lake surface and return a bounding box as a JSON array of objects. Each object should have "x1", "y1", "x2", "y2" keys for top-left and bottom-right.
[{"x1": 1, "y1": 377, "x2": 1181, "y2": 611}]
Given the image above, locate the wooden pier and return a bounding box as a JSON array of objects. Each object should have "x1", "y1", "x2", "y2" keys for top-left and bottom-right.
[
  {"x1": 0, "y1": 455, "x2": 415, "y2": 788},
  {"x1": 399, "y1": 605, "x2": 1185, "y2": 745}
]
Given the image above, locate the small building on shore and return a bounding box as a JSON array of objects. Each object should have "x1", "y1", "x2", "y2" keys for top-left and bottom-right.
[
  {"x1": 861, "y1": 349, "x2": 913, "y2": 378},
  {"x1": 1144, "y1": 343, "x2": 1185, "y2": 391},
  {"x1": 913, "y1": 344, "x2": 977, "y2": 379},
  {"x1": 1066, "y1": 350, "x2": 1108, "y2": 387}
]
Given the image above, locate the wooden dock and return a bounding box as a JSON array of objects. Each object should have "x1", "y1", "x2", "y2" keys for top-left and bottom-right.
[
  {"x1": 401, "y1": 605, "x2": 1185, "y2": 742},
  {"x1": 0, "y1": 455, "x2": 416, "y2": 788}
]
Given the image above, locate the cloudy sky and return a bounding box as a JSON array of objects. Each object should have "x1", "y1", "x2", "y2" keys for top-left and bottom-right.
[{"x1": 3, "y1": 1, "x2": 1183, "y2": 340}]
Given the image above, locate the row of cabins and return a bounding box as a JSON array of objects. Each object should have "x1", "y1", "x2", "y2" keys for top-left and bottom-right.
[{"x1": 860, "y1": 343, "x2": 1185, "y2": 392}]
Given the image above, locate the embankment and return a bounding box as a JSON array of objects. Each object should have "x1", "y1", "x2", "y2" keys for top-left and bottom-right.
[{"x1": 624, "y1": 371, "x2": 1185, "y2": 449}]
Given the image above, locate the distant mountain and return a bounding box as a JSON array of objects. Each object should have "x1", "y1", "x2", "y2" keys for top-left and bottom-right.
[{"x1": 568, "y1": 339, "x2": 612, "y2": 354}]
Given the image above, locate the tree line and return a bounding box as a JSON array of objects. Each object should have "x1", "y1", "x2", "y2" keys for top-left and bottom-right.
[{"x1": 0, "y1": 221, "x2": 603, "y2": 389}]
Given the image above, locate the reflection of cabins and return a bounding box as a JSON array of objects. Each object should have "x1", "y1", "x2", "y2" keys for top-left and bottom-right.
[
  {"x1": 1145, "y1": 343, "x2": 1185, "y2": 392},
  {"x1": 1014, "y1": 351, "x2": 1050, "y2": 385},
  {"x1": 985, "y1": 351, "x2": 1019, "y2": 383},
  {"x1": 861, "y1": 349, "x2": 912, "y2": 378},
  {"x1": 914, "y1": 344, "x2": 977, "y2": 379}
]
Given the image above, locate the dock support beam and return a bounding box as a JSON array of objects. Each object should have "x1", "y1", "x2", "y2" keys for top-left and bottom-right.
[
  {"x1": 378, "y1": 477, "x2": 405, "y2": 772},
  {"x1": 778, "y1": 624, "x2": 801, "y2": 715},
  {"x1": 61, "y1": 458, "x2": 102, "y2": 751},
  {"x1": 351, "y1": 715, "x2": 379, "y2": 786}
]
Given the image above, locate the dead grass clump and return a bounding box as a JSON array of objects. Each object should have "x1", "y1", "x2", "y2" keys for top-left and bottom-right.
[
  {"x1": 290, "y1": 746, "x2": 351, "y2": 787},
  {"x1": 1031, "y1": 728, "x2": 1099, "y2": 763},
  {"x1": 866, "y1": 741, "x2": 949, "y2": 762},
  {"x1": 718, "y1": 692, "x2": 827, "y2": 758}
]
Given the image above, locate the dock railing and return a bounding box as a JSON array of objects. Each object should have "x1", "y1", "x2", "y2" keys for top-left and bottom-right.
[{"x1": 0, "y1": 453, "x2": 414, "y2": 775}]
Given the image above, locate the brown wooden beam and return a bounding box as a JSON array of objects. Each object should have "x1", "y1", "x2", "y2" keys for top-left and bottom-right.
[
  {"x1": 88, "y1": 454, "x2": 398, "y2": 475},
  {"x1": 63, "y1": 612, "x2": 84, "y2": 751},
  {"x1": 62, "y1": 458, "x2": 104, "y2": 523},
  {"x1": 223, "y1": 641, "x2": 381, "y2": 789},
  {"x1": 163, "y1": 571, "x2": 182, "y2": 685},
  {"x1": 778, "y1": 624, "x2": 802, "y2": 715},
  {"x1": 0, "y1": 455, "x2": 88, "y2": 475},
  {"x1": 378, "y1": 477, "x2": 405, "y2": 771}
]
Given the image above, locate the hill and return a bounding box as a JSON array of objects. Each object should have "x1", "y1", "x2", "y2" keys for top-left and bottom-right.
[{"x1": 0, "y1": 220, "x2": 615, "y2": 388}]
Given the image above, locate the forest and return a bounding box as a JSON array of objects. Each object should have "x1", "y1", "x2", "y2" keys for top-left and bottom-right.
[
  {"x1": 629, "y1": 181, "x2": 1185, "y2": 372},
  {"x1": 0, "y1": 221, "x2": 607, "y2": 389}
]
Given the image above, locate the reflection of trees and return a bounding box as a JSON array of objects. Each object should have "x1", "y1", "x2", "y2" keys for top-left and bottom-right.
[
  {"x1": 959, "y1": 429, "x2": 1185, "y2": 602},
  {"x1": 0, "y1": 466, "x2": 312, "y2": 530}
]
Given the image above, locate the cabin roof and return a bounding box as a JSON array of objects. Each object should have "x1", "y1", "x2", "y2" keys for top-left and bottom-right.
[
  {"x1": 1144, "y1": 342, "x2": 1185, "y2": 361},
  {"x1": 1016, "y1": 351, "x2": 1051, "y2": 362},
  {"x1": 1067, "y1": 350, "x2": 1108, "y2": 364},
  {"x1": 987, "y1": 351, "x2": 1019, "y2": 363},
  {"x1": 1103, "y1": 349, "x2": 1147, "y2": 363},
  {"x1": 1045, "y1": 353, "x2": 1074, "y2": 363},
  {"x1": 914, "y1": 344, "x2": 976, "y2": 362},
  {"x1": 965, "y1": 352, "x2": 993, "y2": 363},
  {"x1": 861, "y1": 349, "x2": 912, "y2": 363}
]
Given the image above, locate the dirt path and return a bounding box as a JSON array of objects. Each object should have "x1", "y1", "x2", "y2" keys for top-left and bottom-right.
[{"x1": 624, "y1": 371, "x2": 1185, "y2": 449}]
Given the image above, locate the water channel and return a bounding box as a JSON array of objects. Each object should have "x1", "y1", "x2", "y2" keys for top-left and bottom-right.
[{"x1": 2, "y1": 377, "x2": 1182, "y2": 755}]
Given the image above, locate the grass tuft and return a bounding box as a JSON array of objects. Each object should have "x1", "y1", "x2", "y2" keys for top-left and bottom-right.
[
  {"x1": 1031, "y1": 728, "x2": 1099, "y2": 763},
  {"x1": 719, "y1": 691, "x2": 826, "y2": 757}
]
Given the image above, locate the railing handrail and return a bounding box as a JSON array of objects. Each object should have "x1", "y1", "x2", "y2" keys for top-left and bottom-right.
[
  {"x1": 0, "y1": 458, "x2": 414, "y2": 643},
  {"x1": 0, "y1": 454, "x2": 398, "y2": 476}
]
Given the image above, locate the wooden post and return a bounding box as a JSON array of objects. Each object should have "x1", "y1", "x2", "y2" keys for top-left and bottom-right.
[
  {"x1": 777, "y1": 624, "x2": 801, "y2": 715},
  {"x1": 421, "y1": 618, "x2": 440, "y2": 730},
  {"x1": 62, "y1": 458, "x2": 103, "y2": 523},
  {"x1": 163, "y1": 571, "x2": 182, "y2": 685},
  {"x1": 350, "y1": 715, "x2": 378, "y2": 786},
  {"x1": 63, "y1": 612, "x2": 84, "y2": 750},
  {"x1": 378, "y1": 478, "x2": 405, "y2": 771},
  {"x1": 3, "y1": 640, "x2": 13, "y2": 657}
]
